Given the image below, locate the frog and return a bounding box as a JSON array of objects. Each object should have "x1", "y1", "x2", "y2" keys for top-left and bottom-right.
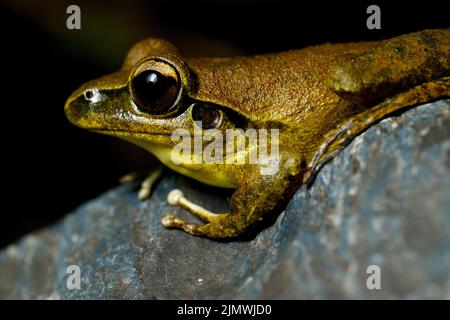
[{"x1": 65, "y1": 29, "x2": 450, "y2": 239}]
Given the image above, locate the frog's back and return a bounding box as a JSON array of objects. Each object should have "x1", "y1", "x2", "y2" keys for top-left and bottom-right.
[{"x1": 186, "y1": 42, "x2": 375, "y2": 125}]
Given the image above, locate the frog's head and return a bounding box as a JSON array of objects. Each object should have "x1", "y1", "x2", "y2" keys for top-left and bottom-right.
[{"x1": 64, "y1": 39, "x2": 248, "y2": 152}]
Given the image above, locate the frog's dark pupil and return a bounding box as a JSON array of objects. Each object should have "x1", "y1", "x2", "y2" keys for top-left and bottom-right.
[
  {"x1": 192, "y1": 104, "x2": 221, "y2": 129},
  {"x1": 131, "y1": 70, "x2": 179, "y2": 114}
]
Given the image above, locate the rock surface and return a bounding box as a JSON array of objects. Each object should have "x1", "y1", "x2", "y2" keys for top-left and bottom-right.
[{"x1": 1, "y1": 100, "x2": 449, "y2": 299}]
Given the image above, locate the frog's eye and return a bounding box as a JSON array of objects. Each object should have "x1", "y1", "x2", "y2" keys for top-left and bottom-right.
[
  {"x1": 191, "y1": 103, "x2": 223, "y2": 129},
  {"x1": 131, "y1": 60, "x2": 181, "y2": 115}
]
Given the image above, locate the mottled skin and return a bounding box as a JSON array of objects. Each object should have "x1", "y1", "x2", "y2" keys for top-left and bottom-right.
[{"x1": 65, "y1": 29, "x2": 450, "y2": 239}]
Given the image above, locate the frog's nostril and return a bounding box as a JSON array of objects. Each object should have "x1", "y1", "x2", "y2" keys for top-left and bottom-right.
[
  {"x1": 84, "y1": 90, "x2": 93, "y2": 99},
  {"x1": 83, "y1": 88, "x2": 101, "y2": 103}
]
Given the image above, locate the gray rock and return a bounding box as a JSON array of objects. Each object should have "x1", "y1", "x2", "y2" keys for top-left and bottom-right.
[{"x1": 0, "y1": 100, "x2": 449, "y2": 299}]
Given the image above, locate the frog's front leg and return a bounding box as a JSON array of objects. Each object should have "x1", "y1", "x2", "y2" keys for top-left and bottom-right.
[{"x1": 161, "y1": 150, "x2": 303, "y2": 239}]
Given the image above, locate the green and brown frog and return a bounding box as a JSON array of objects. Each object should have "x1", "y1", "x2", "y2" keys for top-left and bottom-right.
[{"x1": 65, "y1": 29, "x2": 450, "y2": 239}]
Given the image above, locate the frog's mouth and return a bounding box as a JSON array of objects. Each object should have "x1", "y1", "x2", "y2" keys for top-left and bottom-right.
[{"x1": 88, "y1": 128, "x2": 172, "y2": 138}]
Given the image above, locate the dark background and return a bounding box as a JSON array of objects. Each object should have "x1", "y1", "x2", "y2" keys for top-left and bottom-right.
[{"x1": 0, "y1": 0, "x2": 448, "y2": 248}]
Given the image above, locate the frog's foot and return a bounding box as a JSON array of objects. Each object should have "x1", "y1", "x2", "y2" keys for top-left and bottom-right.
[
  {"x1": 161, "y1": 189, "x2": 245, "y2": 238},
  {"x1": 161, "y1": 213, "x2": 245, "y2": 238},
  {"x1": 304, "y1": 76, "x2": 450, "y2": 185},
  {"x1": 302, "y1": 119, "x2": 353, "y2": 185}
]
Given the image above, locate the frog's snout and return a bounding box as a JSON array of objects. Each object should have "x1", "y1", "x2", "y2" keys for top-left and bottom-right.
[
  {"x1": 64, "y1": 91, "x2": 77, "y2": 125},
  {"x1": 64, "y1": 86, "x2": 102, "y2": 128}
]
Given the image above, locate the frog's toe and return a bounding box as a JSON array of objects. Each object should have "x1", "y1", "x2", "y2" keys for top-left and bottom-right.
[
  {"x1": 119, "y1": 172, "x2": 140, "y2": 184},
  {"x1": 136, "y1": 167, "x2": 164, "y2": 200},
  {"x1": 161, "y1": 214, "x2": 203, "y2": 235},
  {"x1": 119, "y1": 171, "x2": 152, "y2": 199},
  {"x1": 137, "y1": 183, "x2": 152, "y2": 200},
  {"x1": 166, "y1": 189, "x2": 223, "y2": 223}
]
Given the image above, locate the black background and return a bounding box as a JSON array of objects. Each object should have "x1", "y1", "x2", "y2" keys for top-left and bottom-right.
[{"x1": 0, "y1": 0, "x2": 449, "y2": 248}]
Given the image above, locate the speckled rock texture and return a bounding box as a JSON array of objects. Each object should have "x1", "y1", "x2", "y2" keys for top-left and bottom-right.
[{"x1": 0, "y1": 100, "x2": 449, "y2": 299}]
